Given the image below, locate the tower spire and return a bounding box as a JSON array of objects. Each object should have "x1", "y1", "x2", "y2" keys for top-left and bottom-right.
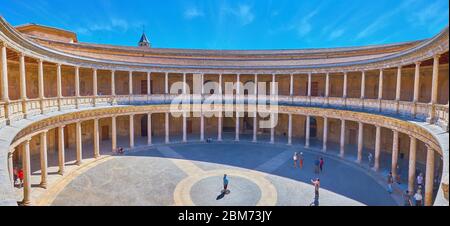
[{"x1": 138, "y1": 25, "x2": 150, "y2": 48}]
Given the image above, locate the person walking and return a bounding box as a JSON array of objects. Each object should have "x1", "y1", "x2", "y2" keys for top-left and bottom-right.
[
  {"x1": 319, "y1": 157, "x2": 324, "y2": 173},
  {"x1": 293, "y1": 152, "x2": 298, "y2": 168},
  {"x1": 299, "y1": 152, "x2": 304, "y2": 169},
  {"x1": 13, "y1": 167, "x2": 18, "y2": 187},
  {"x1": 311, "y1": 178, "x2": 320, "y2": 197},
  {"x1": 414, "y1": 189, "x2": 423, "y2": 206},
  {"x1": 223, "y1": 174, "x2": 229, "y2": 193},
  {"x1": 417, "y1": 173, "x2": 424, "y2": 188},
  {"x1": 18, "y1": 168, "x2": 24, "y2": 188},
  {"x1": 403, "y1": 190, "x2": 413, "y2": 206},
  {"x1": 314, "y1": 158, "x2": 320, "y2": 174},
  {"x1": 387, "y1": 172, "x2": 394, "y2": 194},
  {"x1": 368, "y1": 153, "x2": 373, "y2": 167}
]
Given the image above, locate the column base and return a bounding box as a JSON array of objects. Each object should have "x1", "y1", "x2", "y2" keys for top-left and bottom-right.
[
  {"x1": 76, "y1": 160, "x2": 82, "y2": 166},
  {"x1": 21, "y1": 199, "x2": 32, "y2": 206},
  {"x1": 58, "y1": 170, "x2": 64, "y2": 176},
  {"x1": 39, "y1": 182, "x2": 47, "y2": 189}
]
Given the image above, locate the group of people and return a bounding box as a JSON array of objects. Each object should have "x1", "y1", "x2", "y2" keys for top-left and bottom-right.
[
  {"x1": 12, "y1": 167, "x2": 24, "y2": 188},
  {"x1": 292, "y1": 152, "x2": 324, "y2": 174},
  {"x1": 387, "y1": 168, "x2": 428, "y2": 206}
]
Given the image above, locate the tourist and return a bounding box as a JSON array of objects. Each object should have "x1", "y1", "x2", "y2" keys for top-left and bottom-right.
[
  {"x1": 223, "y1": 174, "x2": 229, "y2": 192},
  {"x1": 319, "y1": 157, "x2": 324, "y2": 172},
  {"x1": 414, "y1": 189, "x2": 423, "y2": 206},
  {"x1": 314, "y1": 158, "x2": 320, "y2": 174},
  {"x1": 368, "y1": 153, "x2": 373, "y2": 167},
  {"x1": 311, "y1": 178, "x2": 320, "y2": 196},
  {"x1": 403, "y1": 190, "x2": 413, "y2": 206},
  {"x1": 13, "y1": 167, "x2": 18, "y2": 187},
  {"x1": 293, "y1": 152, "x2": 298, "y2": 168},
  {"x1": 387, "y1": 172, "x2": 394, "y2": 194},
  {"x1": 396, "y1": 164, "x2": 402, "y2": 184},
  {"x1": 417, "y1": 173, "x2": 424, "y2": 188},
  {"x1": 118, "y1": 147, "x2": 124, "y2": 155},
  {"x1": 299, "y1": 152, "x2": 304, "y2": 169},
  {"x1": 18, "y1": 168, "x2": 24, "y2": 188}
]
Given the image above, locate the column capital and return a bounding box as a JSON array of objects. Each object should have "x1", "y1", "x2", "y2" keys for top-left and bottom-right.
[
  {"x1": 415, "y1": 61, "x2": 421, "y2": 66},
  {"x1": 433, "y1": 54, "x2": 441, "y2": 59},
  {"x1": 18, "y1": 52, "x2": 26, "y2": 58},
  {"x1": 37, "y1": 58, "x2": 44, "y2": 63},
  {"x1": 0, "y1": 41, "x2": 7, "y2": 48},
  {"x1": 397, "y1": 65, "x2": 402, "y2": 69},
  {"x1": 92, "y1": 68, "x2": 97, "y2": 72}
]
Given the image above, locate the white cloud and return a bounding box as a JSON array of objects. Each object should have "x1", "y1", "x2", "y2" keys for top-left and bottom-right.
[
  {"x1": 328, "y1": 28, "x2": 345, "y2": 40},
  {"x1": 74, "y1": 18, "x2": 137, "y2": 35},
  {"x1": 295, "y1": 9, "x2": 319, "y2": 37},
  {"x1": 220, "y1": 4, "x2": 255, "y2": 26},
  {"x1": 184, "y1": 7, "x2": 204, "y2": 19}
]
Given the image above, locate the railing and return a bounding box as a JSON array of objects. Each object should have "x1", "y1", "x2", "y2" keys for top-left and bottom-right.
[{"x1": 0, "y1": 94, "x2": 447, "y2": 131}]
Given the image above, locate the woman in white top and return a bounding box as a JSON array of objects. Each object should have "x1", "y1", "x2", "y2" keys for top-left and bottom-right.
[
  {"x1": 414, "y1": 190, "x2": 423, "y2": 206},
  {"x1": 293, "y1": 152, "x2": 298, "y2": 168}
]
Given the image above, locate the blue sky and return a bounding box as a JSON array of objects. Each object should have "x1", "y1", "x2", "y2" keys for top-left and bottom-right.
[{"x1": 1, "y1": 0, "x2": 448, "y2": 49}]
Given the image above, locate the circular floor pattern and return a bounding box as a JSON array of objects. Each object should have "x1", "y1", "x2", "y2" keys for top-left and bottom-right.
[{"x1": 50, "y1": 143, "x2": 397, "y2": 206}]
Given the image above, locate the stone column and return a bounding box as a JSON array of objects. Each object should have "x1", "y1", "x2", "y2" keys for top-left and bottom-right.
[
  {"x1": 254, "y1": 74, "x2": 258, "y2": 95},
  {"x1": 111, "y1": 70, "x2": 116, "y2": 96},
  {"x1": 182, "y1": 73, "x2": 187, "y2": 94},
  {"x1": 322, "y1": 117, "x2": 328, "y2": 152},
  {"x1": 0, "y1": 42, "x2": 9, "y2": 103},
  {"x1": 340, "y1": 119, "x2": 346, "y2": 157},
  {"x1": 147, "y1": 72, "x2": 151, "y2": 95},
  {"x1": 129, "y1": 114, "x2": 134, "y2": 148},
  {"x1": 424, "y1": 146, "x2": 435, "y2": 206},
  {"x1": 57, "y1": 63, "x2": 62, "y2": 110},
  {"x1": 430, "y1": 55, "x2": 440, "y2": 104},
  {"x1": 270, "y1": 113, "x2": 275, "y2": 144},
  {"x1": 58, "y1": 126, "x2": 65, "y2": 175},
  {"x1": 395, "y1": 66, "x2": 402, "y2": 101},
  {"x1": 429, "y1": 54, "x2": 441, "y2": 122},
  {"x1": 219, "y1": 74, "x2": 223, "y2": 95},
  {"x1": 218, "y1": 112, "x2": 223, "y2": 141},
  {"x1": 236, "y1": 74, "x2": 240, "y2": 96},
  {"x1": 235, "y1": 111, "x2": 240, "y2": 141},
  {"x1": 128, "y1": 71, "x2": 133, "y2": 95},
  {"x1": 413, "y1": 62, "x2": 421, "y2": 102},
  {"x1": 289, "y1": 74, "x2": 294, "y2": 96},
  {"x1": 343, "y1": 72, "x2": 348, "y2": 98},
  {"x1": 201, "y1": 112, "x2": 205, "y2": 141},
  {"x1": 391, "y1": 130, "x2": 399, "y2": 180},
  {"x1": 165, "y1": 72, "x2": 169, "y2": 94},
  {"x1": 360, "y1": 71, "x2": 366, "y2": 99},
  {"x1": 38, "y1": 59, "x2": 45, "y2": 113},
  {"x1": 357, "y1": 122, "x2": 364, "y2": 163},
  {"x1": 408, "y1": 137, "x2": 417, "y2": 194},
  {"x1": 412, "y1": 62, "x2": 421, "y2": 116},
  {"x1": 182, "y1": 112, "x2": 187, "y2": 142},
  {"x1": 378, "y1": 69, "x2": 383, "y2": 100},
  {"x1": 374, "y1": 126, "x2": 381, "y2": 171},
  {"x1": 272, "y1": 74, "x2": 276, "y2": 95},
  {"x1": 92, "y1": 69, "x2": 97, "y2": 106},
  {"x1": 307, "y1": 73, "x2": 312, "y2": 97},
  {"x1": 111, "y1": 116, "x2": 117, "y2": 152},
  {"x1": 76, "y1": 121, "x2": 82, "y2": 165},
  {"x1": 305, "y1": 115, "x2": 310, "y2": 148},
  {"x1": 148, "y1": 113, "x2": 152, "y2": 145},
  {"x1": 253, "y1": 112, "x2": 257, "y2": 142},
  {"x1": 288, "y1": 113, "x2": 292, "y2": 145},
  {"x1": 325, "y1": 73, "x2": 330, "y2": 98},
  {"x1": 165, "y1": 112, "x2": 170, "y2": 143},
  {"x1": 75, "y1": 66, "x2": 80, "y2": 108},
  {"x1": 39, "y1": 131, "x2": 48, "y2": 188},
  {"x1": 19, "y1": 53, "x2": 27, "y2": 100},
  {"x1": 22, "y1": 140, "x2": 31, "y2": 206},
  {"x1": 93, "y1": 118, "x2": 100, "y2": 158},
  {"x1": 8, "y1": 152, "x2": 13, "y2": 188}
]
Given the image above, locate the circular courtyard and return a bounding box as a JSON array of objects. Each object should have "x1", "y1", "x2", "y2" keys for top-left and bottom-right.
[{"x1": 50, "y1": 143, "x2": 397, "y2": 206}]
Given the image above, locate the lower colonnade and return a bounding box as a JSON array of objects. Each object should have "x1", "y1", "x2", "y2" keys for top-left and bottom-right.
[{"x1": 1, "y1": 104, "x2": 448, "y2": 206}]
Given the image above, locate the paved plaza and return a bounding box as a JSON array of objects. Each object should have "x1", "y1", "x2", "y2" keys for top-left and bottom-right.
[{"x1": 43, "y1": 141, "x2": 400, "y2": 206}]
